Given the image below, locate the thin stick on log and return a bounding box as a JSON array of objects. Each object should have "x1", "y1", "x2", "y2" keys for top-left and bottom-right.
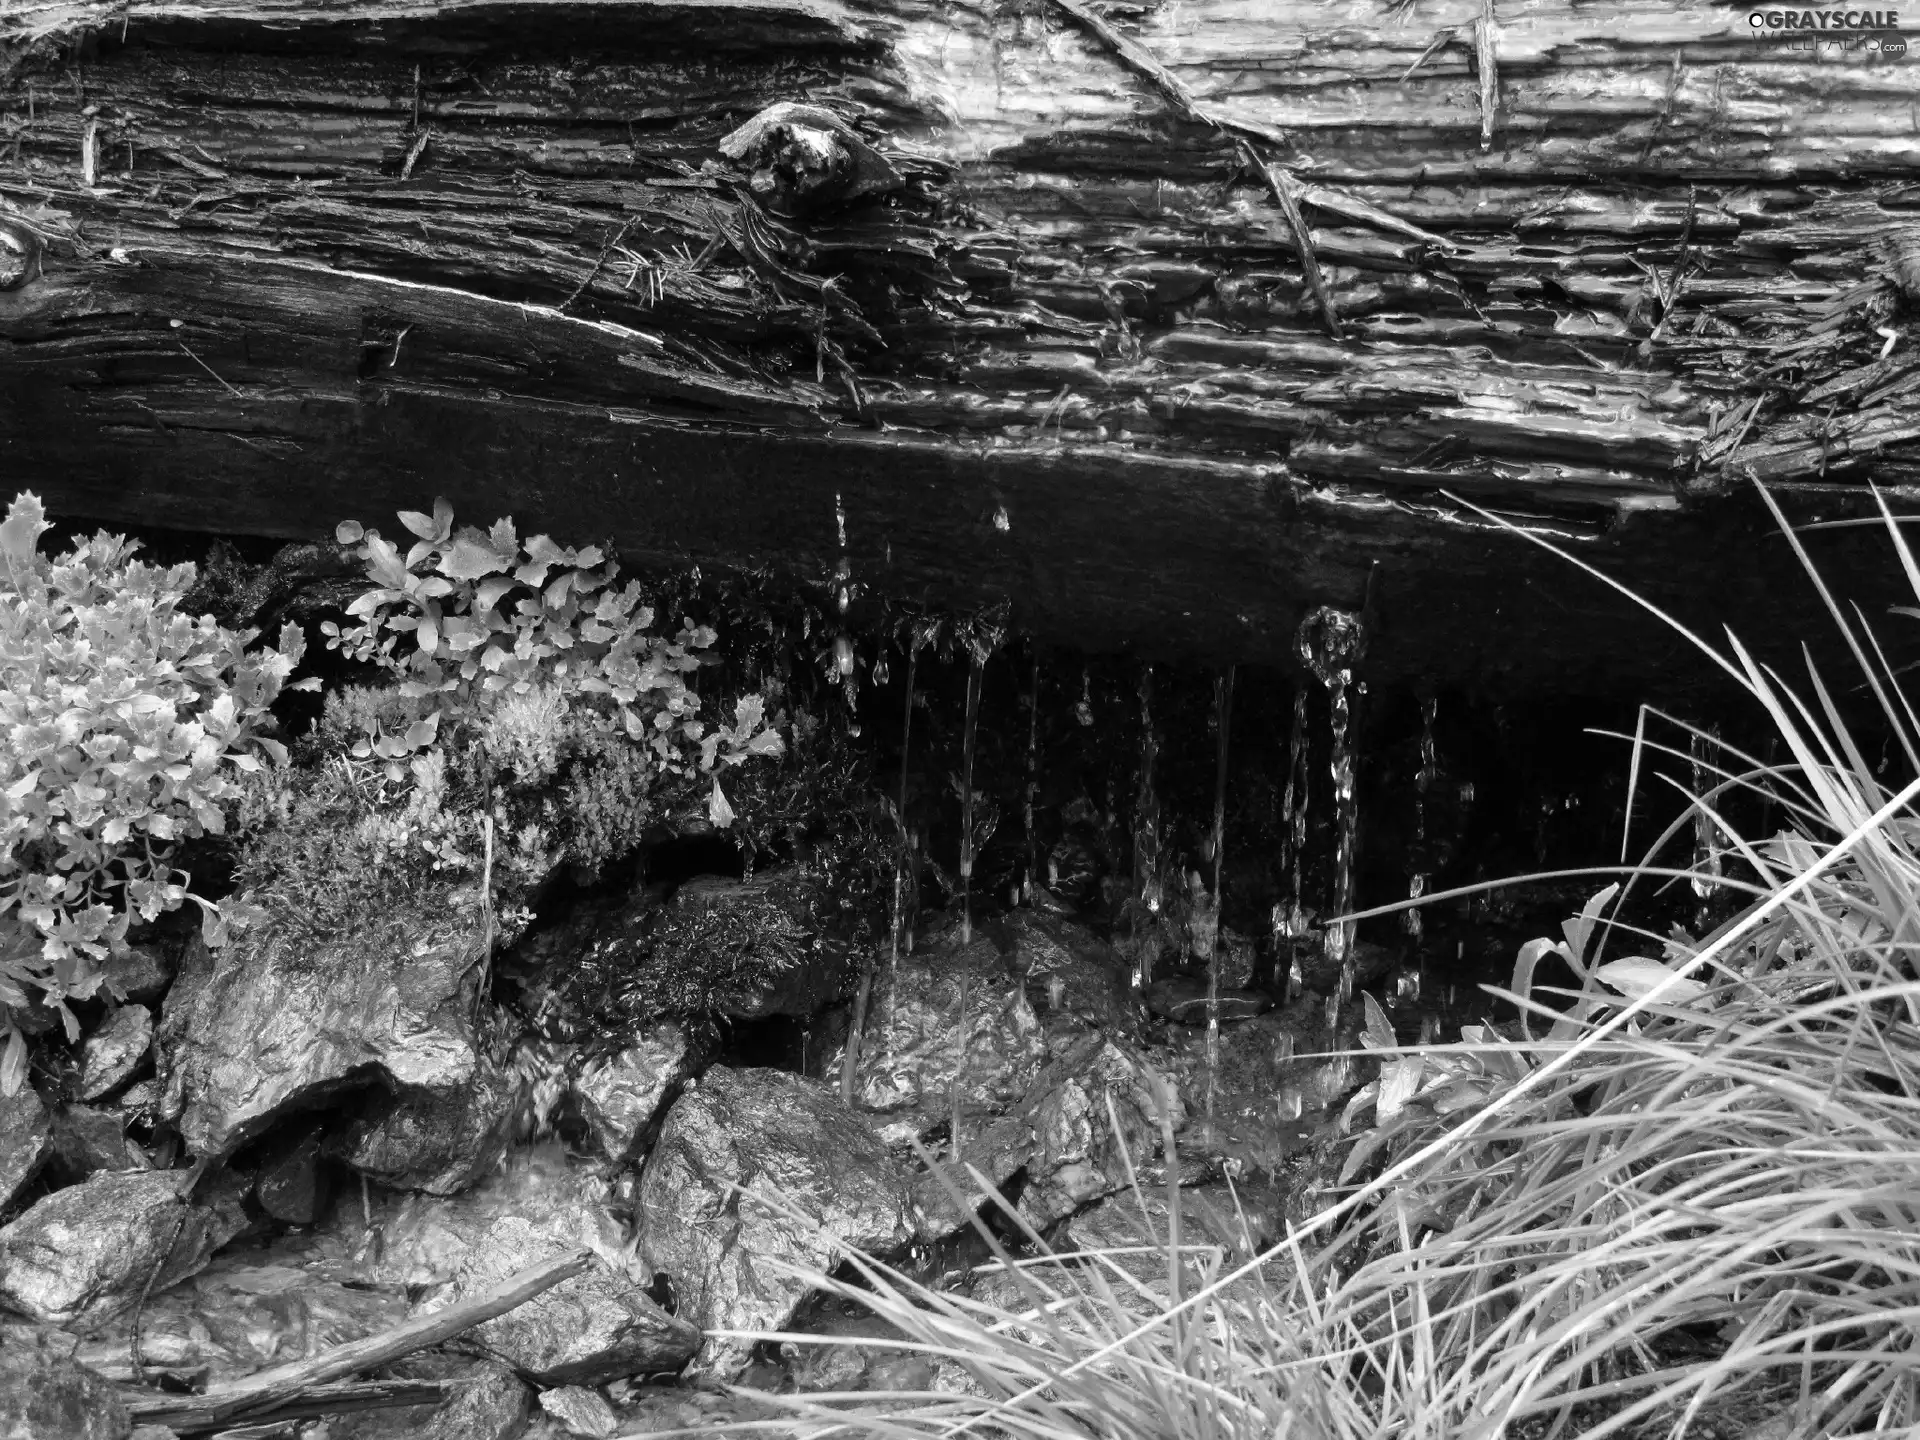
[
  {"x1": 126, "y1": 1248, "x2": 593, "y2": 1430},
  {"x1": 1475, "y1": 0, "x2": 1500, "y2": 152},
  {"x1": 130, "y1": 1379, "x2": 458, "y2": 1434}
]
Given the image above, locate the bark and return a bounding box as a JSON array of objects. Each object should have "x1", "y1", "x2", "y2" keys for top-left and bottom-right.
[{"x1": 0, "y1": 0, "x2": 1917, "y2": 690}]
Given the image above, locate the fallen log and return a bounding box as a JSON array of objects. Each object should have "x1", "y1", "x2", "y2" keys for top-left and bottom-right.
[
  {"x1": 124, "y1": 1247, "x2": 591, "y2": 1431},
  {"x1": 132, "y1": 1378, "x2": 456, "y2": 1434},
  {"x1": 1, "y1": 0, "x2": 1916, "y2": 691}
]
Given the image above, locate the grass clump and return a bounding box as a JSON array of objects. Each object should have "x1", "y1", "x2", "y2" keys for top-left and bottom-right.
[{"x1": 714, "y1": 484, "x2": 1920, "y2": 1440}]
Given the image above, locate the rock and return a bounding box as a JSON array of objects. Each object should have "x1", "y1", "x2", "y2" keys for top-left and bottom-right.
[
  {"x1": 0, "y1": 1170, "x2": 241, "y2": 1331},
  {"x1": 0, "y1": 1084, "x2": 51, "y2": 1210},
  {"x1": 1143, "y1": 979, "x2": 1272, "y2": 1026},
  {"x1": 0, "y1": 1337, "x2": 130, "y2": 1440},
  {"x1": 572, "y1": 1023, "x2": 695, "y2": 1165},
  {"x1": 421, "y1": 1362, "x2": 531, "y2": 1440},
  {"x1": 117, "y1": 1082, "x2": 160, "y2": 1128},
  {"x1": 79, "y1": 1006, "x2": 154, "y2": 1102},
  {"x1": 838, "y1": 935, "x2": 1046, "y2": 1117},
  {"x1": 1001, "y1": 913, "x2": 1137, "y2": 1036},
  {"x1": 48, "y1": 1104, "x2": 149, "y2": 1180},
  {"x1": 254, "y1": 1125, "x2": 329, "y2": 1226},
  {"x1": 103, "y1": 943, "x2": 174, "y2": 1005},
  {"x1": 1020, "y1": 1038, "x2": 1184, "y2": 1228},
  {"x1": 636, "y1": 1067, "x2": 917, "y2": 1377},
  {"x1": 908, "y1": 1113, "x2": 1036, "y2": 1241},
  {"x1": 157, "y1": 881, "x2": 486, "y2": 1158},
  {"x1": 331, "y1": 1055, "x2": 517, "y2": 1195},
  {"x1": 434, "y1": 1216, "x2": 699, "y2": 1385},
  {"x1": 76, "y1": 1245, "x2": 408, "y2": 1386},
  {"x1": 537, "y1": 1385, "x2": 619, "y2": 1438}
]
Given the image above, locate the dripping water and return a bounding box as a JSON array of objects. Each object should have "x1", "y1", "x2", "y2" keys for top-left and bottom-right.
[
  {"x1": 956, "y1": 615, "x2": 1003, "y2": 948},
  {"x1": 839, "y1": 624, "x2": 922, "y2": 1102},
  {"x1": 1690, "y1": 724, "x2": 1723, "y2": 930},
  {"x1": 1023, "y1": 651, "x2": 1040, "y2": 905},
  {"x1": 1275, "y1": 688, "x2": 1310, "y2": 1003},
  {"x1": 1296, "y1": 607, "x2": 1366, "y2": 1017},
  {"x1": 829, "y1": 492, "x2": 859, "y2": 729},
  {"x1": 1204, "y1": 667, "x2": 1234, "y2": 1127},
  {"x1": 1131, "y1": 663, "x2": 1163, "y2": 988}
]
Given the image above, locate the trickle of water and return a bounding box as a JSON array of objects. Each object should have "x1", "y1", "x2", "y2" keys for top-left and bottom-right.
[
  {"x1": 1130, "y1": 662, "x2": 1163, "y2": 987},
  {"x1": 1272, "y1": 688, "x2": 1310, "y2": 987},
  {"x1": 1690, "y1": 726, "x2": 1723, "y2": 924},
  {"x1": 1075, "y1": 666, "x2": 1094, "y2": 727},
  {"x1": 959, "y1": 653, "x2": 986, "y2": 948},
  {"x1": 1407, "y1": 696, "x2": 1438, "y2": 944},
  {"x1": 1297, "y1": 606, "x2": 1366, "y2": 1015},
  {"x1": 1024, "y1": 652, "x2": 1041, "y2": 905},
  {"x1": 1205, "y1": 667, "x2": 1234, "y2": 1126}
]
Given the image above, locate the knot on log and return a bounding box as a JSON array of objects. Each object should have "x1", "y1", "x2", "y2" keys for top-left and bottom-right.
[
  {"x1": 0, "y1": 218, "x2": 42, "y2": 291},
  {"x1": 718, "y1": 102, "x2": 902, "y2": 218}
]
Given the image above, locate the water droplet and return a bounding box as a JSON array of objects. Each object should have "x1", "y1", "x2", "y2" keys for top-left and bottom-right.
[
  {"x1": 834, "y1": 635, "x2": 854, "y2": 676},
  {"x1": 992, "y1": 504, "x2": 1011, "y2": 532}
]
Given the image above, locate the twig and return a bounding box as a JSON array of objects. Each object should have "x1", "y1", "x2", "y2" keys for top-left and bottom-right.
[
  {"x1": 130, "y1": 1378, "x2": 459, "y2": 1434},
  {"x1": 399, "y1": 127, "x2": 429, "y2": 180},
  {"x1": 126, "y1": 1249, "x2": 593, "y2": 1430},
  {"x1": 128, "y1": 1201, "x2": 191, "y2": 1385},
  {"x1": 559, "y1": 216, "x2": 637, "y2": 312},
  {"x1": 1248, "y1": 148, "x2": 1344, "y2": 339},
  {"x1": 472, "y1": 811, "x2": 494, "y2": 1027},
  {"x1": 1401, "y1": 27, "x2": 1457, "y2": 82},
  {"x1": 177, "y1": 340, "x2": 242, "y2": 397}
]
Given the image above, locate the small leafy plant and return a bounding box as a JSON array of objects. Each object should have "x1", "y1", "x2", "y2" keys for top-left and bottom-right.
[{"x1": 0, "y1": 492, "x2": 310, "y2": 1089}]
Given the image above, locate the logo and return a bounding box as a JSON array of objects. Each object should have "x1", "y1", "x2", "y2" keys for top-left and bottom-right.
[{"x1": 1747, "y1": 9, "x2": 1908, "y2": 51}]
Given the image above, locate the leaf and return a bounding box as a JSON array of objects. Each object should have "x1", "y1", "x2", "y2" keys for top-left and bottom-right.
[
  {"x1": 1594, "y1": 956, "x2": 1708, "y2": 1006},
  {"x1": 439, "y1": 528, "x2": 514, "y2": 582},
  {"x1": 709, "y1": 777, "x2": 736, "y2": 828},
  {"x1": 403, "y1": 713, "x2": 440, "y2": 749},
  {"x1": 1360, "y1": 991, "x2": 1396, "y2": 1051},
  {"x1": 0, "y1": 1027, "x2": 24, "y2": 1097},
  {"x1": 0, "y1": 491, "x2": 50, "y2": 567},
  {"x1": 1561, "y1": 884, "x2": 1619, "y2": 973},
  {"x1": 1378, "y1": 1055, "x2": 1425, "y2": 1121},
  {"x1": 334, "y1": 519, "x2": 365, "y2": 545}
]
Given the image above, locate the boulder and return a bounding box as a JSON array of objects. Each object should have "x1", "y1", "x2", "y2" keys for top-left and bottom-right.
[
  {"x1": 0, "y1": 1337, "x2": 130, "y2": 1440},
  {"x1": 1000, "y1": 913, "x2": 1138, "y2": 1037},
  {"x1": 636, "y1": 1067, "x2": 916, "y2": 1377},
  {"x1": 157, "y1": 882, "x2": 486, "y2": 1158},
  {"x1": 330, "y1": 1055, "x2": 517, "y2": 1195},
  {"x1": 572, "y1": 1023, "x2": 695, "y2": 1164},
  {"x1": 907, "y1": 1113, "x2": 1037, "y2": 1242},
  {"x1": 0, "y1": 1171, "x2": 243, "y2": 1331},
  {"x1": 538, "y1": 1385, "x2": 620, "y2": 1438},
  {"x1": 1020, "y1": 1037, "x2": 1184, "y2": 1228},
  {"x1": 79, "y1": 1006, "x2": 154, "y2": 1102},
  {"x1": 837, "y1": 934, "x2": 1046, "y2": 1117},
  {"x1": 0, "y1": 1084, "x2": 51, "y2": 1210},
  {"x1": 102, "y1": 943, "x2": 174, "y2": 1006},
  {"x1": 420, "y1": 1362, "x2": 531, "y2": 1440},
  {"x1": 434, "y1": 1215, "x2": 699, "y2": 1385}
]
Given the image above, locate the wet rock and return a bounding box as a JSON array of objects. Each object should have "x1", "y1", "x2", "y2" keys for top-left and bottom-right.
[
  {"x1": 908, "y1": 1113, "x2": 1036, "y2": 1241},
  {"x1": 421, "y1": 1362, "x2": 530, "y2": 1440},
  {"x1": 331, "y1": 1055, "x2": 517, "y2": 1195},
  {"x1": 0, "y1": 1170, "x2": 242, "y2": 1331},
  {"x1": 572, "y1": 1024, "x2": 695, "y2": 1165},
  {"x1": 103, "y1": 943, "x2": 174, "y2": 1006},
  {"x1": 537, "y1": 1385, "x2": 619, "y2": 1438},
  {"x1": 255, "y1": 1125, "x2": 329, "y2": 1226},
  {"x1": 1020, "y1": 1037, "x2": 1184, "y2": 1228},
  {"x1": 117, "y1": 1081, "x2": 160, "y2": 1127},
  {"x1": 1002, "y1": 912, "x2": 1137, "y2": 1037},
  {"x1": 719, "y1": 101, "x2": 904, "y2": 218},
  {"x1": 434, "y1": 1215, "x2": 699, "y2": 1385},
  {"x1": 839, "y1": 934, "x2": 1046, "y2": 1116},
  {"x1": 0, "y1": 1083, "x2": 52, "y2": 1210},
  {"x1": 1143, "y1": 979, "x2": 1272, "y2": 1026},
  {"x1": 80, "y1": 1006, "x2": 153, "y2": 1102},
  {"x1": 157, "y1": 882, "x2": 486, "y2": 1158},
  {"x1": 0, "y1": 1336, "x2": 130, "y2": 1440},
  {"x1": 48, "y1": 1104, "x2": 149, "y2": 1180},
  {"x1": 636, "y1": 1067, "x2": 916, "y2": 1377},
  {"x1": 77, "y1": 1244, "x2": 408, "y2": 1385}
]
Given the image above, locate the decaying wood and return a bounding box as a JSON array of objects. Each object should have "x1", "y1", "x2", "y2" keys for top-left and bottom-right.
[
  {"x1": 132, "y1": 1379, "x2": 457, "y2": 1434},
  {"x1": 0, "y1": 0, "x2": 1917, "y2": 691},
  {"x1": 124, "y1": 1247, "x2": 591, "y2": 1430}
]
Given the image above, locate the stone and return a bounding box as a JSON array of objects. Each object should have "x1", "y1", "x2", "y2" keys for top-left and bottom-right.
[
  {"x1": 157, "y1": 881, "x2": 486, "y2": 1159},
  {"x1": 434, "y1": 1215, "x2": 699, "y2": 1385},
  {"x1": 0, "y1": 1337, "x2": 130, "y2": 1440},
  {"x1": 331, "y1": 1055, "x2": 517, "y2": 1195},
  {"x1": 103, "y1": 943, "x2": 174, "y2": 1006},
  {"x1": 907, "y1": 1113, "x2": 1036, "y2": 1241},
  {"x1": 0, "y1": 1170, "x2": 241, "y2": 1332},
  {"x1": 0, "y1": 1083, "x2": 51, "y2": 1210},
  {"x1": 1000, "y1": 912, "x2": 1138, "y2": 1036},
  {"x1": 48, "y1": 1104, "x2": 149, "y2": 1180},
  {"x1": 635, "y1": 1067, "x2": 916, "y2": 1377},
  {"x1": 420, "y1": 1362, "x2": 531, "y2": 1440},
  {"x1": 1020, "y1": 1037, "x2": 1184, "y2": 1228},
  {"x1": 75, "y1": 1244, "x2": 408, "y2": 1385},
  {"x1": 1143, "y1": 979, "x2": 1272, "y2": 1026},
  {"x1": 537, "y1": 1385, "x2": 619, "y2": 1438},
  {"x1": 837, "y1": 935, "x2": 1046, "y2": 1117},
  {"x1": 254, "y1": 1125, "x2": 329, "y2": 1226},
  {"x1": 572, "y1": 1023, "x2": 694, "y2": 1164},
  {"x1": 79, "y1": 1006, "x2": 154, "y2": 1102}
]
